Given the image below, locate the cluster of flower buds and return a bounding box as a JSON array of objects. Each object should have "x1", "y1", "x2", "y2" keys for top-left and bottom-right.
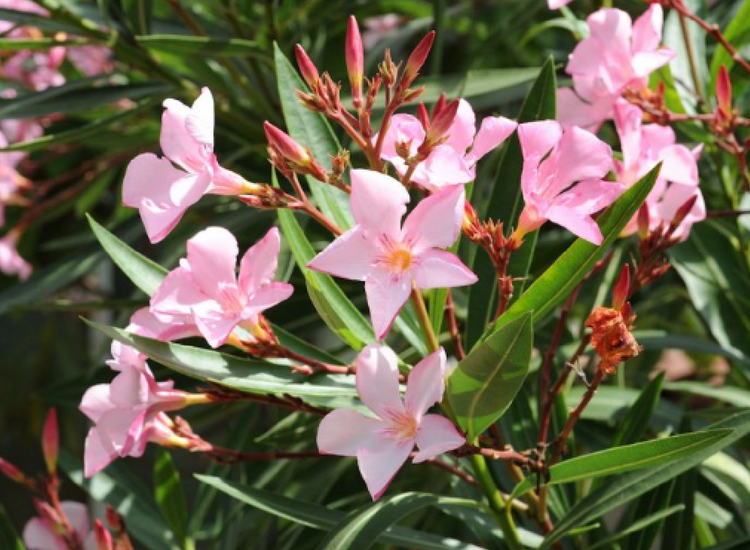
[{"x1": 263, "y1": 121, "x2": 329, "y2": 182}]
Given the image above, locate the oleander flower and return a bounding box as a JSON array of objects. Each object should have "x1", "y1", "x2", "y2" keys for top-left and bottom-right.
[{"x1": 23, "y1": 501, "x2": 97, "y2": 550}]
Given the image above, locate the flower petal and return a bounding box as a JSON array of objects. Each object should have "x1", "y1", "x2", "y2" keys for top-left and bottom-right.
[
  {"x1": 466, "y1": 116, "x2": 517, "y2": 164},
  {"x1": 61, "y1": 502, "x2": 90, "y2": 540},
  {"x1": 356, "y1": 344, "x2": 404, "y2": 418},
  {"x1": 405, "y1": 348, "x2": 446, "y2": 419},
  {"x1": 317, "y1": 408, "x2": 381, "y2": 456},
  {"x1": 79, "y1": 384, "x2": 113, "y2": 423},
  {"x1": 556, "y1": 88, "x2": 612, "y2": 132},
  {"x1": 379, "y1": 114, "x2": 425, "y2": 161},
  {"x1": 517, "y1": 120, "x2": 562, "y2": 161},
  {"x1": 413, "y1": 414, "x2": 465, "y2": 463},
  {"x1": 150, "y1": 266, "x2": 207, "y2": 320},
  {"x1": 357, "y1": 439, "x2": 413, "y2": 500},
  {"x1": 549, "y1": 126, "x2": 613, "y2": 194},
  {"x1": 553, "y1": 178, "x2": 626, "y2": 216},
  {"x1": 83, "y1": 428, "x2": 117, "y2": 478},
  {"x1": 415, "y1": 145, "x2": 474, "y2": 189},
  {"x1": 443, "y1": 99, "x2": 476, "y2": 154},
  {"x1": 160, "y1": 89, "x2": 213, "y2": 173},
  {"x1": 307, "y1": 226, "x2": 377, "y2": 281},
  {"x1": 186, "y1": 226, "x2": 239, "y2": 300},
  {"x1": 412, "y1": 249, "x2": 478, "y2": 290},
  {"x1": 402, "y1": 184, "x2": 465, "y2": 251},
  {"x1": 191, "y1": 301, "x2": 240, "y2": 348},
  {"x1": 545, "y1": 205, "x2": 604, "y2": 245},
  {"x1": 239, "y1": 227, "x2": 281, "y2": 294},
  {"x1": 350, "y1": 169, "x2": 409, "y2": 239},
  {"x1": 364, "y1": 269, "x2": 412, "y2": 341},
  {"x1": 242, "y1": 282, "x2": 294, "y2": 319},
  {"x1": 23, "y1": 518, "x2": 65, "y2": 550},
  {"x1": 631, "y1": 4, "x2": 664, "y2": 54},
  {"x1": 659, "y1": 144, "x2": 698, "y2": 187}
]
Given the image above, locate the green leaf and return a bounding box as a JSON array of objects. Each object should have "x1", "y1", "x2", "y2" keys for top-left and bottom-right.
[
  {"x1": 277, "y1": 207, "x2": 373, "y2": 349},
  {"x1": 611, "y1": 372, "x2": 665, "y2": 447},
  {"x1": 0, "y1": 502, "x2": 27, "y2": 550},
  {"x1": 316, "y1": 493, "x2": 440, "y2": 550},
  {"x1": 136, "y1": 35, "x2": 267, "y2": 58},
  {"x1": 83, "y1": 319, "x2": 358, "y2": 400},
  {"x1": 709, "y1": 0, "x2": 750, "y2": 84},
  {"x1": 512, "y1": 429, "x2": 731, "y2": 499},
  {"x1": 196, "y1": 475, "x2": 487, "y2": 550},
  {"x1": 274, "y1": 43, "x2": 353, "y2": 229},
  {"x1": 664, "y1": 381, "x2": 750, "y2": 408},
  {"x1": 0, "y1": 37, "x2": 87, "y2": 50},
  {"x1": 448, "y1": 312, "x2": 533, "y2": 439},
  {"x1": 87, "y1": 215, "x2": 167, "y2": 296},
  {"x1": 588, "y1": 505, "x2": 684, "y2": 550},
  {"x1": 465, "y1": 57, "x2": 556, "y2": 348},
  {"x1": 663, "y1": 0, "x2": 708, "y2": 113},
  {"x1": 485, "y1": 163, "x2": 660, "y2": 340},
  {"x1": 541, "y1": 410, "x2": 750, "y2": 548},
  {"x1": 153, "y1": 449, "x2": 189, "y2": 546}
]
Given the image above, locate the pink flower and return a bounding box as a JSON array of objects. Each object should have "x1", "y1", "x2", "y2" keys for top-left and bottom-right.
[
  {"x1": 67, "y1": 45, "x2": 113, "y2": 76},
  {"x1": 317, "y1": 345, "x2": 464, "y2": 500},
  {"x1": 79, "y1": 343, "x2": 193, "y2": 477},
  {"x1": 379, "y1": 99, "x2": 517, "y2": 190},
  {"x1": 150, "y1": 227, "x2": 293, "y2": 348},
  {"x1": 307, "y1": 170, "x2": 477, "y2": 340},
  {"x1": 363, "y1": 14, "x2": 404, "y2": 49},
  {"x1": 128, "y1": 306, "x2": 201, "y2": 342},
  {"x1": 122, "y1": 88, "x2": 255, "y2": 243},
  {"x1": 23, "y1": 501, "x2": 97, "y2": 550},
  {"x1": 0, "y1": 232, "x2": 31, "y2": 280},
  {"x1": 548, "y1": 0, "x2": 574, "y2": 9},
  {"x1": 558, "y1": 5, "x2": 674, "y2": 130},
  {"x1": 613, "y1": 100, "x2": 705, "y2": 240},
  {"x1": 515, "y1": 121, "x2": 625, "y2": 245}
]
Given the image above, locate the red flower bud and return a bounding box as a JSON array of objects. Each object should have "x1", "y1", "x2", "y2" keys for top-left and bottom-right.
[
  {"x1": 402, "y1": 31, "x2": 435, "y2": 86},
  {"x1": 716, "y1": 65, "x2": 732, "y2": 117},
  {"x1": 295, "y1": 44, "x2": 319, "y2": 89},
  {"x1": 42, "y1": 408, "x2": 58, "y2": 475},
  {"x1": 670, "y1": 194, "x2": 698, "y2": 232},
  {"x1": 106, "y1": 505, "x2": 124, "y2": 533},
  {"x1": 0, "y1": 456, "x2": 26, "y2": 484},
  {"x1": 95, "y1": 520, "x2": 114, "y2": 550},
  {"x1": 423, "y1": 98, "x2": 459, "y2": 149},
  {"x1": 264, "y1": 122, "x2": 310, "y2": 166},
  {"x1": 346, "y1": 15, "x2": 364, "y2": 109},
  {"x1": 612, "y1": 264, "x2": 630, "y2": 311},
  {"x1": 416, "y1": 102, "x2": 430, "y2": 130},
  {"x1": 432, "y1": 93, "x2": 447, "y2": 119},
  {"x1": 637, "y1": 203, "x2": 650, "y2": 240}
]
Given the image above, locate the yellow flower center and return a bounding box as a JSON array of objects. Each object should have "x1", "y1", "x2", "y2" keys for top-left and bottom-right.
[{"x1": 387, "y1": 249, "x2": 412, "y2": 274}]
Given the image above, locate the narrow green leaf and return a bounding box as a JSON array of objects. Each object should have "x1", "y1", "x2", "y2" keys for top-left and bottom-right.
[
  {"x1": 611, "y1": 372, "x2": 665, "y2": 447},
  {"x1": 622, "y1": 480, "x2": 675, "y2": 550},
  {"x1": 136, "y1": 35, "x2": 267, "y2": 57},
  {"x1": 512, "y1": 430, "x2": 731, "y2": 499},
  {"x1": 0, "y1": 502, "x2": 27, "y2": 550},
  {"x1": 486, "y1": 163, "x2": 660, "y2": 340},
  {"x1": 588, "y1": 504, "x2": 684, "y2": 550},
  {"x1": 83, "y1": 319, "x2": 358, "y2": 400},
  {"x1": 541, "y1": 410, "x2": 750, "y2": 548},
  {"x1": 153, "y1": 449, "x2": 189, "y2": 546},
  {"x1": 316, "y1": 493, "x2": 440, "y2": 550},
  {"x1": 0, "y1": 37, "x2": 87, "y2": 50},
  {"x1": 87, "y1": 214, "x2": 167, "y2": 296},
  {"x1": 663, "y1": 470, "x2": 696, "y2": 550},
  {"x1": 465, "y1": 57, "x2": 556, "y2": 348},
  {"x1": 448, "y1": 312, "x2": 533, "y2": 439},
  {"x1": 664, "y1": 381, "x2": 750, "y2": 408},
  {"x1": 274, "y1": 43, "x2": 353, "y2": 229},
  {"x1": 196, "y1": 475, "x2": 486, "y2": 550},
  {"x1": 277, "y1": 207, "x2": 373, "y2": 349}
]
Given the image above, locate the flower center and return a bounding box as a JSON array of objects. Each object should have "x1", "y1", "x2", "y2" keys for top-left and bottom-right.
[
  {"x1": 383, "y1": 408, "x2": 419, "y2": 441},
  {"x1": 388, "y1": 249, "x2": 412, "y2": 273}
]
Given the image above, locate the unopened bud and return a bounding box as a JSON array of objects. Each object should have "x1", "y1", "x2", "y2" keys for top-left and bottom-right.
[
  {"x1": 379, "y1": 49, "x2": 398, "y2": 87},
  {"x1": 295, "y1": 44, "x2": 319, "y2": 89},
  {"x1": 264, "y1": 122, "x2": 309, "y2": 166},
  {"x1": 637, "y1": 203, "x2": 650, "y2": 240},
  {"x1": 95, "y1": 520, "x2": 113, "y2": 550},
  {"x1": 296, "y1": 90, "x2": 325, "y2": 113},
  {"x1": 106, "y1": 505, "x2": 124, "y2": 533},
  {"x1": 670, "y1": 194, "x2": 698, "y2": 232},
  {"x1": 612, "y1": 264, "x2": 630, "y2": 311},
  {"x1": 0, "y1": 456, "x2": 26, "y2": 484},
  {"x1": 402, "y1": 86, "x2": 425, "y2": 104},
  {"x1": 416, "y1": 102, "x2": 430, "y2": 130},
  {"x1": 33, "y1": 499, "x2": 60, "y2": 525},
  {"x1": 422, "y1": 98, "x2": 459, "y2": 150},
  {"x1": 395, "y1": 140, "x2": 412, "y2": 160},
  {"x1": 330, "y1": 149, "x2": 350, "y2": 178},
  {"x1": 346, "y1": 15, "x2": 365, "y2": 109},
  {"x1": 432, "y1": 93, "x2": 447, "y2": 118},
  {"x1": 42, "y1": 409, "x2": 58, "y2": 475},
  {"x1": 402, "y1": 31, "x2": 435, "y2": 87},
  {"x1": 716, "y1": 65, "x2": 732, "y2": 117}
]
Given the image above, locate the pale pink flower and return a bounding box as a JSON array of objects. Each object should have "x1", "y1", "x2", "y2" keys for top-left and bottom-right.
[
  {"x1": 379, "y1": 99, "x2": 517, "y2": 190},
  {"x1": 307, "y1": 170, "x2": 477, "y2": 340},
  {"x1": 613, "y1": 100, "x2": 705, "y2": 240},
  {"x1": 558, "y1": 5, "x2": 674, "y2": 130},
  {"x1": 128, "y1": 306, "x2": 201, "y2": 342},
  {"x1": 363, "y1": 14, "x2": 404, "y2": 49},
  {"x1": 317, "y1": 345, "x2": 464, "y2": 500},
  {"x1": 0, "y1": 232, "x2": 31, "y2": 280},
  {"x1": 150, "y1": 226, "x2": 293, "y2": 348},
  {"x1": 23, "y1": 501, "x2": 97, "y2": 550},
  {"x1": 68, "y1": 45, "x2": 113, "y2": 76},
  {"x1": 515, "y1": 121, "x2": 625, "y2": 245},
  {"x1": 0, "y1": 0, "x2": 48, "y2": 34},
  {"x1": 548, "y1": 0, "x2": 574, "y2": 9},
  {"x1": 79, "y1": 343, "x2": 193, "y2": 477},
  {"x1": 122, "y1": 88, "x2": 255, "y2": 243}
]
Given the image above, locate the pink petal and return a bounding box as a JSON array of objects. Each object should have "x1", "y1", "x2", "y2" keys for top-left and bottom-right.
[
  {"x1": 545, "y1": 205, "x2": 604, "y2": 245},
  {"x1": 79, "y1": 384, "x2": 113, "y2": 423},
  {"x1": 350, "y1": 169, "x2": 409, "y2": 239},
  {"x1": 659, "y1": 144, "x2": 698, "y2": 187},
  {"x1": 556, "y1": 88, "x2": 612, "y2": 132},
  {"x1": 23, "y1": 518, "x2": 65, "y2": 550},
  {"x1": 96, "y1": 407, "x2": 149, "y2": 457},
  {"x1": 160, "y1": 89, "x2": 213, "y2": 173},
  {"x1": 364, "y1": 270, "x2": 413, "y2": 341},
  {"x1": 413, "y1": 414, "x2": 465, "y2": 463},
  {"x1": 402, "y1": 185, "x2": 465, "y2": 252},
  {"x1": 128, "y1": 307, "x2": 200, "y2": 342},
  {"x1": 357, "y1": 439, "x2": 413, "y2": 500},
  {"x1": 412, "y1": 249, "x2": 478, "y2": 290},
  {"x1": 566, "y1": 35, "x2": 606, "y2": 79},
  {"x1": 415, "y1": 145, "x2": 474, "y2": 189},
  {"x1": 61, "y1": 502, "x2": 90, "y2": 540},
  {"x1": 641, "y1": 124, "x2": 676, "y2": 156},
  {"x1": 191, "y1": 301, "x2": 240, "y2": 348},
  {"x1": 613, "y1": 99, "x2": 643, "y2": 168},
  {"x1": 150, "y1": 266, "x2": 207, "y2": 320},
  {"x1": 185, "y1": 87, "x2": 215, "y2": 147},
  {"x1": 548, "y1": 0, "x2": 573, "y2": 8},
  {"x1": 83, "y1": 427, "x2": 117, "y2": 478},
  {"x1": 554, "y1": 178, "x2": 626, "y2": 216},
  {"x1": 631, "y1": 4, "x2": 664, "y2": 53},
  {"x1": 242, "y1": 282, "x2": 294, "y2": 319},
  {"x1": 317, "y1": 408, "x2": 381, "y2": 456},
  {"x1": 239, "y1": 227, "x2": 281, "y2": 294},
  {"x1": 517, "y1": 120, "x2": 562, "y2": 161},
  {"x1": 108, "y1": 367, "x2": 149, "y2": 408},
  {"x1": 653, "y1": 183, "x2": 705, "y2": 240},
  {"x1": 355, "y1": 344, "x2": 404, "y2": 418},
  {"x1": 631, "y1": 49, "x2": 675, "y2": 79},
  {"x1": 186, "y1": 227, "x2": 239, "y2": 300},
  {"x1": 549, "y1": 126, "x2": 613, "y2": 193},
  {"x1": 587, "y1": 9, "x2": 632, "y2": 63},
  {"x1": 405, "y1": 348, "x2": 446, "y2": 419},
  {"x1": 443, "y1": 99, "x2": 476, "y2": 155},
  {"x1": 466, "y1": 116, "x2": 517, "y2": 164},
  {"x1": 307, "y1": 226, "x2": 378, "y2": 281},
  {"x1": 379, "y1": 114, "x2": 425, "y2": 161}
]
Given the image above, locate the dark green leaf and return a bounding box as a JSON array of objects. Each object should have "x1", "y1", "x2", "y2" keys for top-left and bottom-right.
[
  {"x1": 153, "y1": 449, "x2": 189, "y2": 546},
  {"x1": 588, "y1": 504, "x2": 684, "y2": 550},
  {"x1": 611, "y1": 372, "x2": 665, "y2": 447},
  {"x1": 136, "y1": 35, "x2": 267, "y2": 58},
  {"x1": 709, "y1": 0, "x2": 750, "y2": 84},
  {"x1": 448, "y1": 312, "x2": 533, "y2": 439},
  {"x1": 0, "y1": 502, "x2": 27, "y2": 550}
]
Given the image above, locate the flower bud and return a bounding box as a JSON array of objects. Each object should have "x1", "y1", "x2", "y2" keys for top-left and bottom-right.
[
  {"x1": 416, "y1": 102, "x2": 430, "y2": 130},
  {"x1": 264, "y1": 122, "x2": 309, "y2": 166},
  {"x1": 612, "y1": 264, "x2": 630, "y2": 311},
  {"x1": 295, "y1": 44, "x2": 319, "y2": 89},
  {"x1": 346, "y1": 15, "x2": 365, "y2": 109},
  {"x1": 422, "y1": 98, "x2": 459, "y2": 150},
  {"x1": 330, "y1": 149, "x2": 350, "y2": 178},
  {"x1": 95, "y1": 520, "x2": 113, "y2": 550},
  {"x1": 0, "y1": 456, "x2": 26, "y2": 484},
  {"x1": 670, "y1": 194, "x2": 698, "y2": 234},
  {"x1": 33, "y1": 499, "x2": 60, "y2": 525},
  {"x1": 106, "y1": 505, "x2": 124, "y2": 534},
  {"x1": 637, "y1": 203, "x2": 650, "y2": 240},
  {"x1": 432, "y1": 93, "x2": 447, "y2": 119},
  {"x1": 42, "y1": 408, "x2": 58, "y2": 475},
  {"x1": 716, "y1": 65, "x2": 732, "y2": 117},
  {"x1": 402, "y1": 31, "x2": 435, "y2": 87},
  {"x1": 379, "y1": 49, "x2": 398, "y2": 87}
]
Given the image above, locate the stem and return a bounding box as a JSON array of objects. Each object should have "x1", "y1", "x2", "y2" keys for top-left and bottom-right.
[
  {"x1": 678, "y1": 8, "x2": 750, "y2": 78},
  {"x1": 678, "y1": 12, "x2": 706, "y2": 106},
  {"x1": 469, "y1": 454, "x2": 524, "y2": 550},
  {"x1": 411, "y1": 287, "x2": 440, "y2": 352},
  {"x1": 446, "y1": 291, "x2": 465, "y2": 359}
]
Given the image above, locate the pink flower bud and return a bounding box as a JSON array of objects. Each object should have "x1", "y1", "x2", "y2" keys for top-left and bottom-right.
[
  {"x1": 294, "y1": 44, "x2": 319, "y2": 89},
  {"x1": 423, "y1": 98, "x2": 460, "y2": 149},
  {"x1": 95, "y1": 520, "x2": 113, "y2": 550},
  {"x1": 105, "y1": 506, "x2": 124, "y2": 533},
  {"x1": 264, "y1": 121, "x2": 310, "y2": 166},
  {"x1": 637, "y1": 203, "x2": 650, "y2": 240},
  {"x1": 416, "y1": 102, "x2": 430, "y2": 130},
  {"x1": 716, "y1": 65, "x2": 732, "y2": 117},
  {"x1": 42, "y1": 408, "x2": 58, "y2": 475},
  {"x1": 0, "y1": 456, "x2": 26, "y2": 484},
  {"x1": 612, "y1": 264, "x2": 630, "y2": 311},
  {"x1": 346, "y1": 15, "x2": 365, "y2": 109},
  {"x1": 670, "y1": 195, "x2": 699, "y2": 233},
  {"x1": 402, "y1": 31, "x2": 435, "y2": 86}
]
